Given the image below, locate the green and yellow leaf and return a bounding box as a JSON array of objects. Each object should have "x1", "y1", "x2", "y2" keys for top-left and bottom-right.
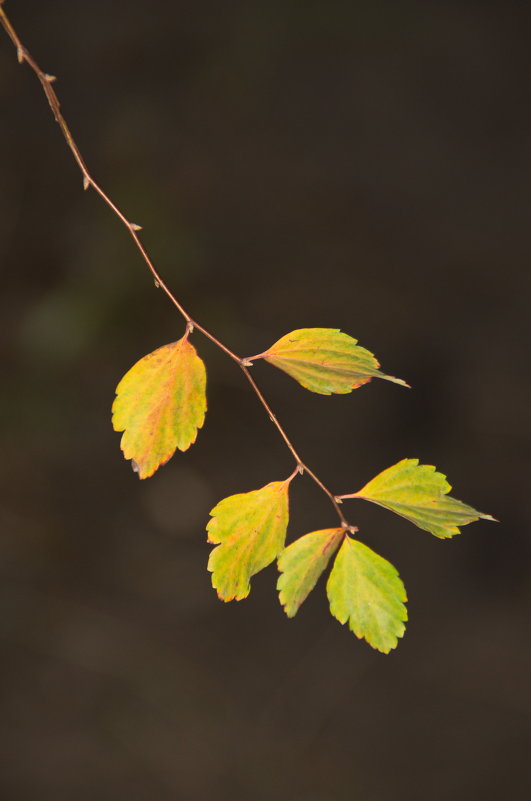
[
  {"x1": 339, "y1": 458, "x2": 495, "y2": 539},
  {"x1": 112, "y1": 335, "x2": 206, "y2": 479},
  {"x1": 277, "y1": 528, "x2": 344, "y2": 617},
  {"x1": 255, "y1": 328, "x2": 407, "y2": 395},
  {"x1": 207, "y1": 478, "x2": 292, "y2": 601},
  {"x1": 327, "y1": 537, "x2": 407, "y2": 653}
]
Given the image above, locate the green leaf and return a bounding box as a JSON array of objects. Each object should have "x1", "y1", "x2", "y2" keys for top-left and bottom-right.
[
  {"x1": 277, "y1": 528, "x2": 344, "y2": 617},
  {"x1": 256, "y1": 328, "x2": 407, "y2": 395},
  {"x1": 207, "y1": 478, "x2": 293, "y2": 601},
  {"x1": 339, "y1": 458, "x2": 495, "y2": 538},
  {"x1": 112, "y1": 334, "x2": 206, "y2": 479},
  {"x1": 327, "y1": 537, "x2": 407, "y2": 653}
]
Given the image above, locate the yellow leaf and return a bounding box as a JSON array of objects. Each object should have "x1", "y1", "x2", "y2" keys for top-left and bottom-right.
[
  {"x1": 327, "y1": 537, "x2": 407, "y2": 653},
  {"x1": 339, "y1": 458, "x2": 495, "y2": 538},
  {"x1": 257, "y1": 328, "x2": 407, "y2": 395},
  {"x1": 207, "y1": 478, "x2": 293, "y2": 601},
  {"x1": 277, "y1": 528, "x2": 344, "y2": 617},
  {"x1": 112, "y1": 335, "x2": 206, "y2": 479}
]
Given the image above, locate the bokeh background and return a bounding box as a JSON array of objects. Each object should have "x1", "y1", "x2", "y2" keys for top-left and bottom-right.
[{"x1": 0, "y1": 1, "x2": 528, "y2": 799}]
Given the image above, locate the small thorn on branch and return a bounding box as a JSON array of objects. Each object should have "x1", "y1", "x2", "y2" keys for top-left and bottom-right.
[
  {"x1": 16, "y1": 46, "x2": 24, "y2": 63},
  {"x1": 334, "y1": 496, "x2": 343, "y2": 504},
  {"x1": 186, "y1": 321, "x2": 194, "y2": 334},
  {"x1": 82, "y1": 175, "x2": 90, "y2": 190},
  {"x1": 130, "y1": 222, "x2": 142, "y2": 231},
  {"x1": 44, "y1": 74, "x2": 57, "y2": 83},
  {"x1": 153, "y1": 279, "x2": 160, "y2": 289},
  {"x1": 297, "y1": 464, "x2": 304, "y2": 475},
  {"x1": 241, "y1": 359, "x2": 253, "y2": 367}
]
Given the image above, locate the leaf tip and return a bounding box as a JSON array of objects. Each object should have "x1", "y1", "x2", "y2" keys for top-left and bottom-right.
[
  {"x1": 385, "y1": 374, "x2": 410, "y2": 388},
  {"x1": 214, "y1": 582, "x2": 250, "y2": 603},
  {"x1": 283, "y1": 606, "x2": 298, "y2": 619}
]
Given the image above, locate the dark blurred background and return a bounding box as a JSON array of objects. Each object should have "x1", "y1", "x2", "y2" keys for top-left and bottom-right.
[{"x1": 0, "y1": 1, "x2": 529, "y2": 799}]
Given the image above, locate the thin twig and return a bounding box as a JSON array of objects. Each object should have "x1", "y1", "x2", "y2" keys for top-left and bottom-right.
[{"x1": 0, "y1": 5, "x2": 353, "y2": 530}]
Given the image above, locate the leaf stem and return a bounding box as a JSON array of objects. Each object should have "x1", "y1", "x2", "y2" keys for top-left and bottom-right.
[
  {"x1": 0, "y1": 6, "x2": 352, "y2": 531},
  {"x1": 240, "y1": 366, "x2": 350, "y2": 526}
]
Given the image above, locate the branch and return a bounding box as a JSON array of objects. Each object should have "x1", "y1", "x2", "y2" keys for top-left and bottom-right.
[{"x1": 0, "y1": 5, "x2": 353, "y2": 530}]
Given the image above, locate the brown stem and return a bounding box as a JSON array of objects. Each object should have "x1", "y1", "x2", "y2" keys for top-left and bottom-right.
[
  {"x1": 240, "y1": 367, "x2": 350, "y2": 527},
  {"x1": 0, "y1": 6, "x2": 353, "y2": 530}
]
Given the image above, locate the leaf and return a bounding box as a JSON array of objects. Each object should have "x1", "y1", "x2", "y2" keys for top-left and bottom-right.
[
  {"x1": 327, "y1": 537, "x2": 407, "y2": 653},
  {"x1": 277, "y1": 528, "x2": 344, "y2": 617},
  {"x1": 256, "y1": 328, "x2": 407, "y2": 395},
  {"x1": 207, "y1": 478, "x2": 292, "y2": 601},
  {"x1": 112, "y1": 335, "x2": 206, "y2": 479},
  {"x1": 340, "y1": 458, "x2": 495, "y2": 539}
]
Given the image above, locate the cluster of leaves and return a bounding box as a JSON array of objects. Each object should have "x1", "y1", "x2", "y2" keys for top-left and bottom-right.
[{"x1": 113, "y1": 328, "x2": 494, "y2": 653}]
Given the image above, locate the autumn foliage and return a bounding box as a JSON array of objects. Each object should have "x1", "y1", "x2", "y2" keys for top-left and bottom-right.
[{"x1": 112, "y1": 328, "x2": 493, "y2": 653}]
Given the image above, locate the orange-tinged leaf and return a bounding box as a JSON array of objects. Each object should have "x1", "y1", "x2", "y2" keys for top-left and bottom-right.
[
  {"x1": 277, "y1": 528, "x2": 344, "y2": 617},
  {"x1": 339, "y1": 458, "x2": 496, "y2": 539},
  {"x1": 256, "y1": 328, "x2": 407, "y2": 395},
  {"x1": 207, "y1": 478, "x2": 292, "y2": 601},
  {"x1": 112, "y1": 335, "x2": 206, "y2": 479}
]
